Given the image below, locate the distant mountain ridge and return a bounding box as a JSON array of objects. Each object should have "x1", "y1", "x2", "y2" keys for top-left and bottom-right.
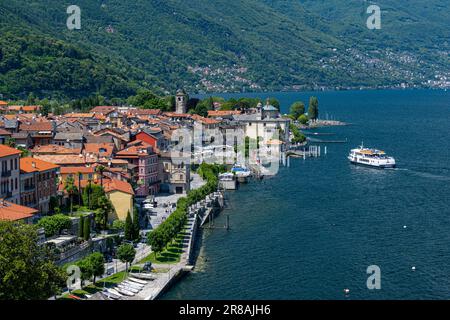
[{"x1": 0, "y1": 0, "x2": 448, "y2": 99}]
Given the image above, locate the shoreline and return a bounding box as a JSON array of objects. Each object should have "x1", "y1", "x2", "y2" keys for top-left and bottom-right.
[{"x1": 133, "y1": 193, "x2": 225, "y2": 300}]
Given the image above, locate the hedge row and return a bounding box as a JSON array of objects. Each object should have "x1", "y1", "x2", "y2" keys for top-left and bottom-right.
[{"x1": 147, "y1": 163, "x2": 223, "y2": 254}]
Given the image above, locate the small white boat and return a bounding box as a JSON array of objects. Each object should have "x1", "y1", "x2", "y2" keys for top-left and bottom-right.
[
  {"x1": 103, "y1": 290, "x2": 120, "y2": 300},
  {"x1": 117, "y1": 284, "x2": 139, "y2": 294},
  {"x1": 115, "y1": 287, "x2": 135, "y2": 296},
  {"x1": 128, "y1": 276, "x2": 150, "y2": 284},
  {"x1": 106, "y1": 288, "x2": 123, "y2": 297},
  {"x1": 231, "y1": 164, "x2": 251, "y2": 177},
  {"x1": 123, "y1": 280, "x2": 144, "y2": 290},
  {"x1": 131, "y1": 273, "x2": 155, "y2": 281},
  {"x1": 348, "y1": 143, "x2": 396, "y2": 168}
]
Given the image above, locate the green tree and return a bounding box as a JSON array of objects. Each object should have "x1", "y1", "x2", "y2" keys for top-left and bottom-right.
[
  {"x1": 112, "y1": 219, "x2": 125, "y2": 232},
  {"x1": 290, "y1": 101, "x2": 305, "y2": 119},
  {"x1": 83, "y1": 216, "x2": 91, "y2": 241},
  {"x1": 95, "y1": 196, "x2": 113, "y2": 230},
  {"x1": 77, "y1": 258, "x2": 93, "y2": 286},
  {"x1": 148, "y1": 230, "x2": 164, "y2": 259},
  {"x1": 132, "y1": 206, "x2": 140, "y2": 241},
  {"x1": 83, "y1": 184, "x2": 106, "y2": 210},
  {"x1": 64, "y1": 176, "x2": 78, "y2": 214},
  {"x1": 49, "y1": 196, "x2": 58, "y2": 215},
  {"x1": 308, "y1": 96, "x2": 319, "y2": 120},
  {"x1": 37, "y1": 214, "x2": 72, "y2": 238},
  {"x1": 267, "y1": 98, "x2": 280, "y2": 110},
  {"x1": 5, "y1": 137, "x2": 15, "y2": 147},
  {"x1": 0, "y1": 221, "x2": 67, "y2": 299},
  {"x1": 78, "y1": 215, "x2": 84, "y2": 238},
  {"x1": 88, "y1": 252, "x2": 105, "y2": 283},
  {"x1": 124, "y1": 211, "x2": 133, "y2": 241},
  {"x1": 298, "y1": 114, "x2": 309, "y2": 125},
  {"x1": 117, "y1": 244, "x2": 136, "y2": 271}
]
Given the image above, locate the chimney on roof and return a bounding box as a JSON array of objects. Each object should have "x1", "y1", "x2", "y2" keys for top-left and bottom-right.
[{"x1": 32, "y1": 162, "x2": 36, "y2": 168}]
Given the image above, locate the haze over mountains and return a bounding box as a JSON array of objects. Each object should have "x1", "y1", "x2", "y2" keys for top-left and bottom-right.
[{"x1": 0, "y1": 0, "x2": 449, "y2": 99}]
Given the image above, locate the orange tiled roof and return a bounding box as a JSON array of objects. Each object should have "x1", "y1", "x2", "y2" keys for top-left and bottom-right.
[
  {"x1": 0, "y1": 144, "x2": 21, "y2": 158},
  {"x1": 90, "y1": 106, "x2": 117, "y2": 114},
  {"x1": 60, "y1": 166, "x2": 95, "y2": 174},
  {"x1": 191, "y1": 114, "x2": 220, "y2": 125},
  {"x1": 129, "y1": 109, "x2": 161, "y2": 116},
  {"x1": 208, "y1": 110, "x2": 242, "y2": 117},
  {"x1": 20, "y1": 157, "x2": 60, "y2": 173},
  {"x1": 84, "y1": 143, "x2": 115, "y2": 157},
  {"x1": 104, "y1": 179, "x2": 134, "y2": 195},
  {"x1": 65, "y1": 113, "x2": 95, "y2": 118},
  {"x1": 116, "y1": 144, "x2": 153, "y2": 158},
  {"x1": 0, "y1": 201, "x2": 38, "y2": 221},
  {"x1": 94, "y1": 113, "x2": 107, "y2": 121},
  {"x1": 34, "y1": 154, "x2": 86, "y2": 165},
  {"x1": 31, "y1": 144, "x2": 82, "y2": 155},
  {"x1": 163, "y1": 112, "x2": 192, "y2": 118},
  {"x1": 0, "y1": 100, "x2": 8, "y2": 106},
  {"x1": 19, "y1": 121, "x2": 53, "y2": 132},
  {"x1": 8, "y1": 105, "x2": 40, "y2": 111}
]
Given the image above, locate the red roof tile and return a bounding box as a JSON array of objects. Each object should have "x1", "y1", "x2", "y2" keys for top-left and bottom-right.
[
  {"x1": 20, "y1": 157, "x2": 60, "y2": 173},
  {"x1": 0, "y1": 144, "x2": 21, "y2": 158},
  {"x1": 104, "y1": 179, "x2": 134, "y2": 195},
  {"x1": 0, "y1": 201, "x2": 38, "y2": 221}
]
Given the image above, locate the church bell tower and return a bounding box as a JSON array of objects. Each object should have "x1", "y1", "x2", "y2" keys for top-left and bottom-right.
[{"x1": 175, "y1": 89, "x2": 188, "y2": 114}]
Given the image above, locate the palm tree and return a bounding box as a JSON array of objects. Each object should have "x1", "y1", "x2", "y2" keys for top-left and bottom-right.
[
  {"x1": 64, "y1": 176, "x2": 78, "y2": 214},
  {"x1": 96, "y1": 165, "x2": 106, "y2": 187}
]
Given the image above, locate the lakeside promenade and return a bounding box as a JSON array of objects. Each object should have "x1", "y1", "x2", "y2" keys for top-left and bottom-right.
[
  {"x1": 85, "y1": 174, "x2": 223, "y2": 300},
  {"x1": 130, "y1": 192, "x2": 223, "y2": 300}
]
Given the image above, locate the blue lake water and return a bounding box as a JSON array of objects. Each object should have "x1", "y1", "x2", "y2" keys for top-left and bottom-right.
[{"x1": 163, "y1": 89, "x2": 450, "y2": 300}]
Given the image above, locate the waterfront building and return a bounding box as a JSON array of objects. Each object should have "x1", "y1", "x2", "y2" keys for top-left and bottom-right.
[
  {"x1": 232, "y1": 100, "x2": 291, "y2": 143},
  {"x1": 0, "y1": 144, "x2": 21, "y2": 204}
]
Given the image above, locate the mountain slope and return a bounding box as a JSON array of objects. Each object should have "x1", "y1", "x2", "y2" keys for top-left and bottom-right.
[{"x1": 0, "y1": 0, "x2": 449, "y2": 99}]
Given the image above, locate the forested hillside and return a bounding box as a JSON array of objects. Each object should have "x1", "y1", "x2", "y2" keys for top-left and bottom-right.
[{"x1": 0, "y1": 0, "x2": 448, "y2": 99}]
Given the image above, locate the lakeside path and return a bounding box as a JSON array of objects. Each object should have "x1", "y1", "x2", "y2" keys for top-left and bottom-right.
[{"x1": 86, "y1": 173, "x2": 206, "y2": 300}]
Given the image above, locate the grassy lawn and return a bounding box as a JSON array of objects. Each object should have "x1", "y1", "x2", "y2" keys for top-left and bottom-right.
[
  {"x1": 140, "y1": 231, "x2": 186, "y2": 265},
  {"x1": 130, "y1": 265, "x2": 143, "y2": 273},
  {"x1": 60, "y1": 271, "x2": 127, "y2": 300}
]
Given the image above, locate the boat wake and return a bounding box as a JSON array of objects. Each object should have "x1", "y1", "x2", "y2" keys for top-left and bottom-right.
[{"x1": 388, "y1": 167, "x2": 450, "y2": 181}]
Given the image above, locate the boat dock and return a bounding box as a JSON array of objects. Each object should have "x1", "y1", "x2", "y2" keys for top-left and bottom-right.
[{"x1": 288, "y1": 145, "x2": 323, "y2": 158}]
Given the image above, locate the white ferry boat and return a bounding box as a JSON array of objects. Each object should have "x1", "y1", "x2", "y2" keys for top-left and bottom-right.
[{"x1": 348, "y1": 144, "x2": 396, "y2": 168}]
